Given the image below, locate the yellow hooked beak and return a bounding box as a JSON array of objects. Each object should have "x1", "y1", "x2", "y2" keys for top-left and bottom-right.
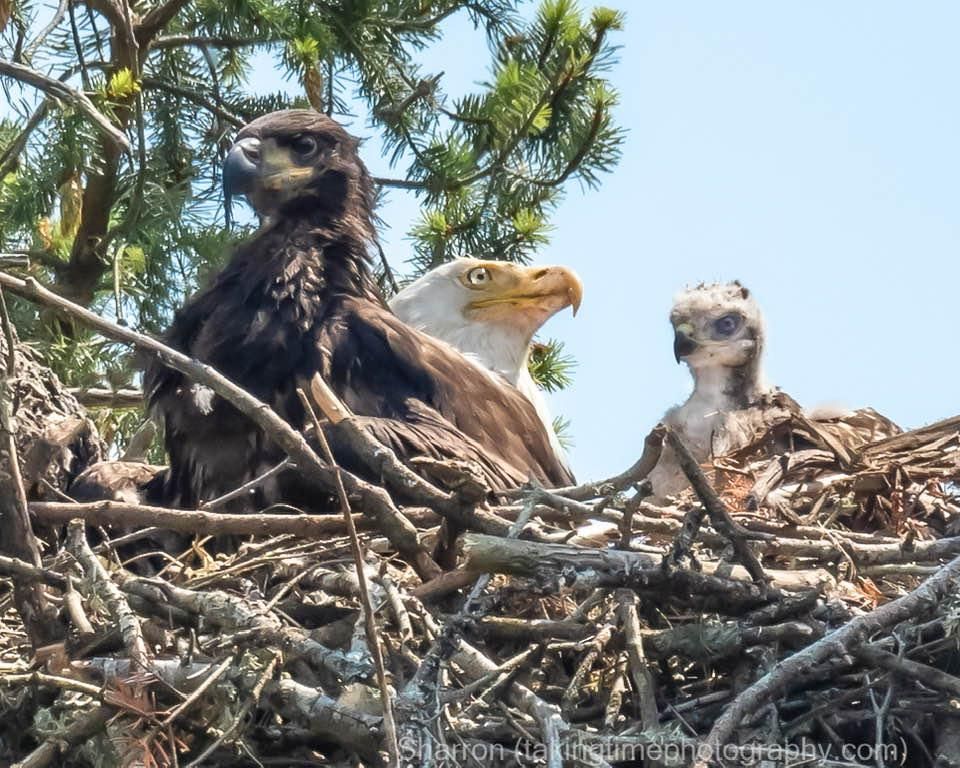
[{"x1": 467, "y1": 264, "x2": 583, "y2": 317}]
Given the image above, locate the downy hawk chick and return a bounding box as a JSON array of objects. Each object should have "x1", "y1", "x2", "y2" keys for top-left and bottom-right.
[
  {"x1": 646, "y1": 281, "x2": 899, "y2": 503},
  {"x1": 647, "y1": 281, "x2": 768, "y2": 500}
]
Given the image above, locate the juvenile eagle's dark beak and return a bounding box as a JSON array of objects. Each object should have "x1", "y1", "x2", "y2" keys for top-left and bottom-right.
[
  {"x1": 223, "y1": 137, "x2": 261, "y2": 228},
  {"x1": 673, "y1": 324, "x2": 697, "y2": 363}
]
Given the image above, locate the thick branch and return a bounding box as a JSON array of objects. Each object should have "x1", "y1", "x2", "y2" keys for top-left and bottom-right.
[
  {"x1": 31, "y1": 500, "x2": 438, "y2": 538},
  {"x1": 135, "y1": 0, "x2": 192, "y2": 42},
  {"x1": 0, "y1": 59, "x2": 129, "y2": 150},
  {"x1": 547, "y1": 424, "x2": 665, "y2": 501},
  {"x1": 151, "y1": 34, "x2": 275, "y2": 49},
  {"x1": 462, "y1": 533, "x2": 781, "y2": 613},
  {"x1": 68, "y1": 387, "x2": 143, "y2": 408},
  {"x1": 666, "y1": 427, "x2": 770, "y2": 583}
]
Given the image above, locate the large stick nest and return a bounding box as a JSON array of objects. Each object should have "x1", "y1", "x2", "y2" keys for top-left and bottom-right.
[{"x1": 3, "y1": 337, "x2": 960, "y2": 768}]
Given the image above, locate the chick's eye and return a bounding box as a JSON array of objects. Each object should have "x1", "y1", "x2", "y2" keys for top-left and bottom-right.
[
  {"x1": 713, "y1": 314, "x2": 741, "y2": 337},
  {"x1": 466, "y1": 267, "x2": 490, "y2": 286},
  {"x1": 291, "y1": 135, "x2": 317, "y2": 156}
]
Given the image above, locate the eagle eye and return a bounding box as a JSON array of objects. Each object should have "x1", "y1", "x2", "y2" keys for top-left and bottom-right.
[
  {"x1": 466, "y1": 267, "x2": 491, "y2": 286},
  {"x1": 712, "y1": 313, "x2": 741, "y2": 337},
  {"x1": 291, "y1": 134, "x2": 318, "y2": 158}
]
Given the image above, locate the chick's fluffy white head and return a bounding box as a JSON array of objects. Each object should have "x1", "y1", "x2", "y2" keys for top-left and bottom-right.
[{"x1": 671, "y1": 281, "x2": 764, "y2": 373}]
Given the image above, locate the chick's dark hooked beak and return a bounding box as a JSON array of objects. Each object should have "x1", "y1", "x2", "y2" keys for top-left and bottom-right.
[
  {"x1": 673, "y1": 323, "x2": 697, "y2": 363},
  {"x1": 223, "y1": 136, "x2": 261, "y2": 228}
]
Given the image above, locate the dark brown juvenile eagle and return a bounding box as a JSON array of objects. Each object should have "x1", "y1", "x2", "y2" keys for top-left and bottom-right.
[{"x1": 144, "y1": 110, "x2": 573, "y2": 509}]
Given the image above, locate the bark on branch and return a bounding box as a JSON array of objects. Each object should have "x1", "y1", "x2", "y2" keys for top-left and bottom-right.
[
  {"x1": 694, "y1": 552, "x2": 960, "y2": 766},
  {"x1": 0, "y1": 59, "x2": 129, "y2": 151}
]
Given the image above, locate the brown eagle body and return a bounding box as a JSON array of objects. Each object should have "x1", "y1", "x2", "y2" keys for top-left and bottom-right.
[{"x1": 144, "y1": 110, "x2": 572, "y2": 509}]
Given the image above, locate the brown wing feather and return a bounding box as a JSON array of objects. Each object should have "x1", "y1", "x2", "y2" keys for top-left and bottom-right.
[
  {"x1": 70, "y1": 461, "x2": 165, "y2": 504},
  {"x1": 319, "y1": 296, "x2": 574, "y2": 489}
]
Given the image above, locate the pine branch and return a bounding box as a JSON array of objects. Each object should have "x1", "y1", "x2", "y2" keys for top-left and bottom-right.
[
  {"x1": 151, "y1": 34, "x2": 277, "y2": 50},
  {"x1": 141, "y1": 77, "x2": 243, "y2": 127},
  {"x1": 136, "y1": 0, "x2": 192, "y2": 43},
  {"x1": 0, "y1": 100, "x2": 49, "y2": 178},
  {"x1": 373, "y1": 176, "x2": 427, "y2": 190},
  {"x1": 21, "y1": 0, "x2": 69, "y2": 62},
  {"x1": 0, "y1": 59, "x2": 129, "y2": 151}
]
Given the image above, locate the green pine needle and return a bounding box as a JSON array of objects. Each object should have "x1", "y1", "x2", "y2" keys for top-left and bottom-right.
[{"x1": 528, "y1": 337, "x2": 577, "y2": 393}]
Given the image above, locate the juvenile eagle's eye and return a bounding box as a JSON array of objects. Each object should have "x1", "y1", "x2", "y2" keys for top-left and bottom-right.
[
  {"x1": 465, "y1": 267, "x2": 491, "y2": 286},
  {"x1": 291, "y1": 134, "x2": 318, "y2": 158},
  {"x1": 712, "y1": 313, "x2": 741, "y2": 337}
]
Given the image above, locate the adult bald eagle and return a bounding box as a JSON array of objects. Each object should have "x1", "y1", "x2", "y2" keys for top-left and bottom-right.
[
  {"x1": 647, "y1": 281, "x2": 899, "y2": 501},
  {"x1": 144, "y1": 110, "x2": 573, "y2": 509},
  {"x1": 389, "y1": 258, "x2": 582, "y2": 471}
]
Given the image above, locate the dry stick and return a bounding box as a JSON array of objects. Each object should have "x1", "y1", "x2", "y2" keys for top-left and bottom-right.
[
  {"x1": 0, "y1": 554, "x2": 67, "y2": 587},
  {"x1": 0, "y1": 60, "x2": 129, "y2": 151},
  {"x1": 379, "y1": 573, "x2": 413, "y2": 644},
  {"x1": 63, "y1": 579, "x2": 96, "y2": 638},
  {"x1": 263, "y1": 677, "x2": 383, "y2": 760},
  {"x1": 445, "y1": 646, "x2": 537, "y2": 707},
  {"x1": 199, "y1": 458, "x2": 291, "y2": 510},
  {"x1": 633, "y1": 502, "x2": 960, "y2": 567},
  {"x1": 662, "y1": 502, "x2": 707, "y2": 570},
  {"x1": 604, "y1": 654, "x2": 629, "y2": 730},
  {"x1": 119, "y1": 576, "x2": 368, "y2": 680},
  {"x1": 462, "y1": 533, "x2": 778, "y2": 613},
  {"x1": 67, "y1": 387, "x2": 144, "y2": 408},
  {"x1": 301, "y1": 374, "x2": 442, "y2": 581},
  {"x1": 616, "y1": 590, "x2": 659, "y2": 732},
  {"x1": 161, "y1": 654, "x2": 236, "y2": 726},
  {"x1": 561, "y1": 610, "x2": 616, "y2": 715},
  {"x1": 397, "y1": 498, "x2": 544, "y2": 762},
  {"x1": 182, "y1": 650, "x2": 280, "y2": 768},
  {"x1": 693, "y1": 552, "x2": 960, "y2": 768},
  {"x1": 666, "y1": 428, "x2": 770, "y2": 583},
  {"x1": 0, "y1": 271, "x2": 438, "y2": 575},
  {"x1": 549, "y1": 423, "x2": 667, "y2": 501},
  {"x1": 297, "y1": 387, "x2": 399, "y2": 768},
  {"x1": 409, "y1": 567, "x2": 482, "y2": 601},
  {"x1": 66, "y1": 520, "x2": 150, "y2": 672},
  {"x1": 32, "y1": 500, "x2": 440, "y2": 537},
  {"x1": 0, "y1": 671, "x2": 104, "y2": 699},
  {"x1": 11, "y1": 705, "x2": 114, "y2": 768},
  {"x1": 308, "y1": 374, "x2": 508, "y2": 537},
  {"x1": 618, "y1": 488, "x2": 649, "y2": 550},
  {"x1": 0, "y1": 286, "x2": 60, "y2": 647},
  {"x1": 855, "y1": 646, "x2": 960, "y2": 698}
]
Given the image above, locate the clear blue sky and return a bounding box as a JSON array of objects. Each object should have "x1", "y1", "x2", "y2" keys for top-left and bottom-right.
[{"x1": 305, "y1": 2, "x2": 958, "y2": 480}]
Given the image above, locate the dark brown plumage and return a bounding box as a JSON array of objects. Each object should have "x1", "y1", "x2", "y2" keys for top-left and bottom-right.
[{"x1": 144, "y1": 110, "x2": 572, "y2": 509}]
